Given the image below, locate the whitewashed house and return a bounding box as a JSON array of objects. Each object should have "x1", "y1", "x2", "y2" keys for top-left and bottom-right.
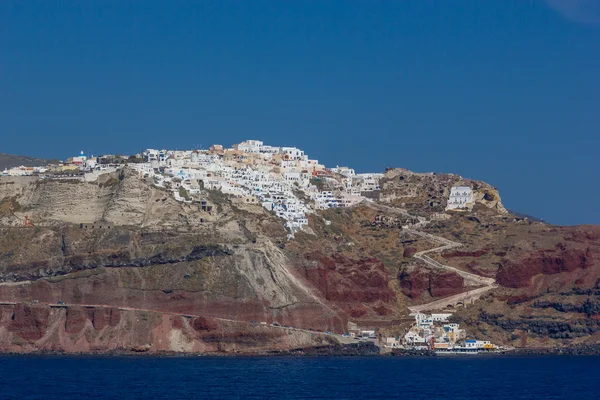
[
  {"x1": 356, "y1": 173, "x2": 382, "y2": 191},
  {"x1": 331, "y1": 166, "x2": 355, "y2": 177},
  {"x1": 234, "y1": 140, "x2": 264, "y2": 153},
  {"x1": 280, "y1": 147, "x2": 305, "y2": 160},
  {"x1": 446, "y1": 186, "x2": 474, "y2": 210}
]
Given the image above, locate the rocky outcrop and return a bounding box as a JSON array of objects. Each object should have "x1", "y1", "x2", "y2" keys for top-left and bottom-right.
[
  {"x1": 533, "y1": 298, "x2": 600, "y2": 316},
  {"x1": 478, "y1": 312, "x2": 600, "y2": 339},
  {"x1": 379, "y1": 168, "x2": 507, "y2": 215},
  {"x1": 496, "y1": 244, "x2": 594, "y2": 288},
  {"x1": 472, "y1": 188, "x2": 507, "y2": 214},
  {"x1": 398, "y1": 266, "x2": 465, "y2": 300},
  {"x1": 1, "y1": 232, "x2": 234, "y2": 283},
  {"x1": 298, "y1": 252, "x2": 397, "y2": 320},
  {"x1": 0, "y1": 171, "x2": 230, "y2": 228},
  {"x1": 3, "y1": 304, "x2": 50, "y2": 341}
]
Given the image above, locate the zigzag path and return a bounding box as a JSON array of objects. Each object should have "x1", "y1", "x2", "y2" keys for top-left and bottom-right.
[{"x1": 405, "y1": 228, "x2": 497, "y2": 313}]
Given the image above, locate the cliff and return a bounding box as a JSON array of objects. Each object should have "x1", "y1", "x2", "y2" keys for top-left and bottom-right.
[{"x1": 0, "y1": 167, "x2": 599, "y2": 354}]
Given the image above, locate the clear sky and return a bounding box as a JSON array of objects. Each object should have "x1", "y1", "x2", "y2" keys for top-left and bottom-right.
[{"x1": 1, "y1": 1, "x2": 599, "y2": 225}]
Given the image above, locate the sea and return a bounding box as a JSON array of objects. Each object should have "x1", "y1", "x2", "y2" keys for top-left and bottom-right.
[{"x1": 0, "y1": 355, "x2": 598, "y2": 399}]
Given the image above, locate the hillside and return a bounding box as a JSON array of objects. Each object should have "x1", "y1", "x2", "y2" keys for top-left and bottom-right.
[
  {"x1": 0, "y1": 166, "x2": 598, "y2": 354},
  {"x1": 0, "y1": 153, "x2": 58, "y2": 170}
]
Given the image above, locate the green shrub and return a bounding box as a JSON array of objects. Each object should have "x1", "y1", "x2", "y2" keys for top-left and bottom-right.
[{"x1": 179, "y1": 186, "x2": 191, "y2": 201}]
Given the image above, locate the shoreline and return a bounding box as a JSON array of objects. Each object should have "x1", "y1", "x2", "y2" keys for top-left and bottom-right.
[{"x1": 3, "y1": 343, "x2": 600, "y2": 357}]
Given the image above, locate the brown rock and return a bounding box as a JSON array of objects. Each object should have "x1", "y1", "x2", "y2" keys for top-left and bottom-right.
[
  {"x1": 403, "y1": 247, "x2": 417, "y2": 258},
  {"x1": 8, "y1": 304, "x2": 49, "y2": 341},
  {"x1": 192, "y1": 316, "x2": 218, "y2": 332},
  {"x1": 429, "y1": 271, "x2": 465, "y2": 298},
  {"x1": 65, "y1": 307, "x2": 88, "y2": 334},
  {"x1": 497, "y1": 245, "x2": 594, "y2": 288},
  {"x1": 398, "y1": 268, "x2": 464, "y2": 299}
]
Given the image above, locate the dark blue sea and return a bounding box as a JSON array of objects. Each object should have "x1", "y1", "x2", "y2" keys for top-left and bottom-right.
[{"x1": 1, "y1": 355, "x2": 599, "y2": 399}]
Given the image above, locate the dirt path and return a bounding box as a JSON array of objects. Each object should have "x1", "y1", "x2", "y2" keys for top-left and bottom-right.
[
  {"x1": 409, "y1": 229, "x2": 495, "y2": 286},
  {"x1": 405, "y1": 228, "x2": 497, "y2": 313}
]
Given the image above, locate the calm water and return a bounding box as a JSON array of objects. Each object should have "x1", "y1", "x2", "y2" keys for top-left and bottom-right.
[{"x1": 0, "y1": 355, "x2": 599, "y2": 399}]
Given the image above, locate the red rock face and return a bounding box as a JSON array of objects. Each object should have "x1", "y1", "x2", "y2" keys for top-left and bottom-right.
[
  {"x1": 398, "y1": 270, "x2": 429, "y2": 299},
  {"x1": 497, "y1": 244, "x2": 594, "y2": 288},
  {"x1": 300, "y1": 252, "x2": 397, "y2": 318},
  {"x1": 302, "y1": 252, "x2": 395, "y2": 302},
  {"x1": 0, "y1": 271, "x2": 346, "y2": 334},
  {"x1": 192, "y1": 316, "x2": 218, "y2": 332},
  {"x1": 403, "y1": 247, "x2": 417, "y2": 258},
  {"x1": 170, "y1": 315, "x2": 184, "y2": 329},
  {"x1": 65, "y1": 307, "x2": 89, "y2": 334},
  {"x1": 398, "y1": 269, "x2": 465, "y2": 299},
  {"x1": 7, "y1": 304, "x2": 49, "y2": 341},
  {"x1": 89, "y1": 308, "x2": 121, "y2": 330},
  {"x1": 0, "y1": 303, "x2": 333, "y2": 354},
  {"x1": 566, "y1": 226, "x2": 600, "y2": 242},
  {"x1": 429, "y1": 272, "x2": 465, "y2": 297}
]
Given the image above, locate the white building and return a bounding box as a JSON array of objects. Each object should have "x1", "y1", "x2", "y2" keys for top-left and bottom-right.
[
  {"x1": 431, "y1": 313, "x2": 452, "y2": 322},
  {"x1": 72, "y1": 151, "x2": 87, "y2": 165},
  {"x1": 356, "y1": 173, "x2": 382, "y2": 192},
  {"x1": 234, "y1": 140, "x2": 264, "y2": 153},
  {"x1": 330, "y1": 166, "x2": 355, "y2": 177},
  {"x1": 280, "y1": 147, "x2": 305, "y2": 160},
  {"x1": 259, "y1": 145, "x2": 281, "y2": 155},
  {"x1": 446, "y1": 186, "x2": 474, "y2": 210},
  {"x1": 415, "y1": 312, "x2": 434, "y2": 328}
]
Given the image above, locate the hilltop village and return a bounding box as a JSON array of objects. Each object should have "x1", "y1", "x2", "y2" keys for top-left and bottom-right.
[
  {"x1": 1, "y1": 139, "x2": 598, "y2": 356},
  {"x1": 0, "y1": 140, "x2": 511, "y2": 354},
  {"x1": 1, "y1": 139, "x2": 474, "y2": 238}
]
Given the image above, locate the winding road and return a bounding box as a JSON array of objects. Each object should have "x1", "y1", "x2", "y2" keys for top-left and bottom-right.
[
  {"x1": 405, "y1": 228, "x2": 497, "y2": 313},
  {"x1": 363, "y1": 200, "x2": 498, "y2": 313}
]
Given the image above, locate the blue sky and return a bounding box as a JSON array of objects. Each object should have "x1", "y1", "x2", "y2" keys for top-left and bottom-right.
[{"x1": 1, "y1": 1, "x2": 599, "y2": 225}]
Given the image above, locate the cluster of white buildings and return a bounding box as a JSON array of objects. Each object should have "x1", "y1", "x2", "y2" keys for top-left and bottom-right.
[
  {"x1": 1, "y1": 151, "x2": 119, "y2": 178},
  {"x1": 129, "y1": 140, "x2": 384, "y2": 236},
  {"x1": 1, "y1": 165, "x2": 48, "y2": 176},
  {"x1": 402, "y1": 312, "x2": 464, "y2": 349},
  {"x1": 387, "y1": 312, "x2": 498, "y2": 353},
  {"x1": 3, "y1": 140, "x2": 482, "y2": 235}
]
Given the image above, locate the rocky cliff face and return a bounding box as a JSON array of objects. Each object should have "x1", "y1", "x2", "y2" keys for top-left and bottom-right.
[
  {"x1": 0, "y1": 303, "x2": 334, "y2": 354},
  {"x1": 1, "y1": 168, "x2": 599, "y2": 353},
  {"x1": 398, "y1": 266, "x2": 465, "y2": 300},
  {"x1": 0, "y1": 172, "x2": 221, "y2": 228}
]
